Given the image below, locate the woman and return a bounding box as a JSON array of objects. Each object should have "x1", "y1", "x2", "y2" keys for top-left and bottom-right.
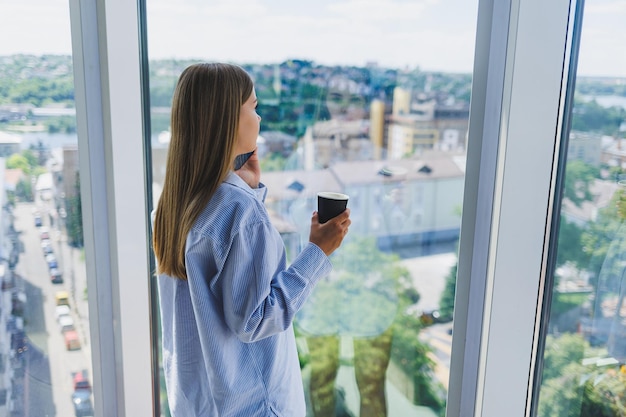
[{"x1": 153, "y1": 63, "x2": 351, "y2": 416}]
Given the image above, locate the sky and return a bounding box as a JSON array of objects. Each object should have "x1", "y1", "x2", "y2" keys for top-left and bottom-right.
[{"x1": 0, "y1": 0, "x2": 624, "y2": 77}]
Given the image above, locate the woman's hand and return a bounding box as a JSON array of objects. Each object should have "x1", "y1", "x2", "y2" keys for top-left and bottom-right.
[
  {"x1": 235, "y1": 148, "x2": 261, "y2": 189},
  {"x1": 309, "y1": 209, "x2": 351, "y2": 256}
]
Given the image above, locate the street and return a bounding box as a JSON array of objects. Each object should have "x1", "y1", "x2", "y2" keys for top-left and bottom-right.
[
  {"x1": 13, "y1": 200, "x2": 92, "y2": 417},
  {"x1": 403, "y1": 252, "x2": 456, "y2": 389}
]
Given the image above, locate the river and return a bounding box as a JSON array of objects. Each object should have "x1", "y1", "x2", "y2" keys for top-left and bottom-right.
[{"x1": 579, "y1": 94, "x2": 626, "y2": 110}]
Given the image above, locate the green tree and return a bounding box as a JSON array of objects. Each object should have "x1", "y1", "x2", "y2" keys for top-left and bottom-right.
[
  {"x1": 538, "y1": 333, "x2": 622, "y2": 417},
  {"x1": 572, "y1": 99, "x2": 626, "y2": 135},
  {"x1": 14, "y1": 177, "x2": 33, "y2": 202},
  {"x1": 6, "y1": 149, "x2": 41, "y2": 175},
  {"x1": 541, "y1": 333, "x2": 587, "y2": 381},
  {"x1": 331, "y1": 237, "x2": 445, "y2": 412},
  {"x1": 21, "y1": 149, "x2": 39, "y2": 169},
  {"x1": 391, "y1": 312, "x2": 446, "y2": 414},
  {"x1": 331, "y1": 236, "x2": 417, "y2": 311},
  {"x1": 260, "y1": 152, "x2": 287, "y2": 172},
  {"x1": 6, "y1": 154, "x2": 31, "y2": 173},
  {"x1": 582, "y1": 368, "x2": 626, "y2": 416},
  {"x1": 299, "y1": 237, "x2": 444, "y2": 412},
  {"x1": 580, "y1": 193, "x2": 625, "y2": 290},
  {"x1": 556, "y1": 218, "x2": 588, "y2": 270},
  {"x1": 6, "y1": 149, "x2": 45, "y2": 202},
  {"x1": 551, "y1": 160, "x2": 602, "y2": 316},
  {"x1": 66, "y1": 173, "x2": 84, "y2": 248},
  {"x1": 538, "y1": 363, "x2": 586, "y2": 417},
  {"x1": 438, "y1": 262, "x2": 457, "y2": 322},
  {"x1": 45, "y1": 116, "x2": 76, "y2": 134},
  {"x1": 563, "y1": 160, "x2": 600, "y2": 208}
]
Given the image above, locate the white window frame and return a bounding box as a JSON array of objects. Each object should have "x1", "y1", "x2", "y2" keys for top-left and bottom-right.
[
  {"x1": 450, "y1": 0, "x2": 579, "y2": 416},
  {"x1": 69, "y1": 0, "x2": 154, "y2": 415}
]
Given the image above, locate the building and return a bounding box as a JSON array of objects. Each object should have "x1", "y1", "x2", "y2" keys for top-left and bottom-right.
[
  {"x1": 262, "y1": 152, "x2": 465, "y2": 251},
  {"x1": 257, "y1": 131, "x2": 297, "y2": 157},
  {"x1": 61, "y1": 146, "x2": 80, "y2": 202},
  {"x1": 387, "y1": 89, "x2": 469, "y2": 159},
  {"x1": 561, "y1": 179, "x2": 620, "y2": 225},
  {"x1": 567, "y1": 131, "x2": 603, "y2": 166},
  {"x1": 0, "y1": 132, "x2": 21, "y2": 158},
  {"x1": 0, "y1": 158, "x2": 25, "y2": 417},
  {"x1": 601, "y1": 137, "x2": 626, "y2": 168}
]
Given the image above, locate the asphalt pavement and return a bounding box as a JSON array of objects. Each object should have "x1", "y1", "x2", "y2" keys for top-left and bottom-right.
[{"x1": 13, "y1": 200, "x2": 92, "y2": 417}]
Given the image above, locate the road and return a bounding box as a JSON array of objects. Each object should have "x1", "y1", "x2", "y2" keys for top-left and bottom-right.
[
  {"x1": 13, "y1": 200, "x2": 92, "y2": 417},
  {"x1": 420, "y1": 323, "x2": 453, "y2": 390},
  {"x1": 402, "y1": 252, "x2": 456, "y2": 389},
  {"x1": 401, "y1": 252, "x2": 457, "y2": 313}
]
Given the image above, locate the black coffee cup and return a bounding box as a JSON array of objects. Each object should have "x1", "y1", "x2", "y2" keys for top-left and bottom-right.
[{"x1": 317, "y1": 192, "x2": 349, "y2": 224}]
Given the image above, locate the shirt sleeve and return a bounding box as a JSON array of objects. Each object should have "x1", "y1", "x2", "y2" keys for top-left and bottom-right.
[
  {"x1": 225, "y1": 221, "x2": 331, "y2": 343},
  {"x1": 187, "y1": 220, "x2": 332, "y2": 344}
]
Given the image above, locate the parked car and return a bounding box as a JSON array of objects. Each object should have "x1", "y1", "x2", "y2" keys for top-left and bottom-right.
[
  {"x1": 50, "y1": 268, "x2": 63, "y2": 284},
  {"x1": 11, "y1": 330, "x2": 28, "y2": 357},
  {"x1": 73, "y1": 370, "x2": 92, "y2": 392},
  {"x1": 55, "y1": 291, "x2": 70, "y2": 307},
  {"x1": 39, "y1": 227, "x2": 50, "y2": 240},
  {"x1": 59, "y1": 315, "x2": 75, "y2": 333},
  {"x1": 419, "y1": 309, "x2": 442, "y2": 326},
  {"x1": 34, "y1": 214, "x2": 42, "y2": 227},
  {"x1": 71, "y1": 388, "x2": 94, "y2": 417},
  {"x1": 64, "y1": 330, "x2": 81, "y2": 350},
  {"x1": 41, "y1": 239, "x2": 53, "y2": 255},
  {"x1": 46, "y1": 253, "x2": 58, "y2": 269},
  {"x1": 55, "y1": 305, "x2": 71, "y2": 322}
]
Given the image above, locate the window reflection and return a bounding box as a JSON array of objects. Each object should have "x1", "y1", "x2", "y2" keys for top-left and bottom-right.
[
  {"x1": 538, "y1": 0, "x2": 626, "y2": 414},
  {"x1": 147, "y1": 2, "x2": 477, "y2": 415}
]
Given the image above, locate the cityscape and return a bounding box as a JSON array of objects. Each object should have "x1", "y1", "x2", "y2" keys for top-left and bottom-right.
[{"x1": 0, "y1": 51, "x2": 625, "y2": 416}]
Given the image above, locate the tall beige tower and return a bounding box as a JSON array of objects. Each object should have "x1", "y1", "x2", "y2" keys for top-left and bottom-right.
[
  {"x1": 392, "y1": 87, "x2": 410, "y2": 116},
  {"x1": 369, "y1": 99, "x2": 385, "y2": 160}
]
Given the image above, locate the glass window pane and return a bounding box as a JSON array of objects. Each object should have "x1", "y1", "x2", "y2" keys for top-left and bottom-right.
[
  {"x1": 537, "y1": 0, "x2": 626, "y2": 415},
  {"x1": 0, "y1": 3, "x2": 91, "y2": 417},
  {"x1": 147, "y1": 1, "x2": 478, "y2": 415}
]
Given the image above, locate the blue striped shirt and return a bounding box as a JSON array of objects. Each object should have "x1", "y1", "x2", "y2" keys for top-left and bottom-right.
[{"x1": 157, "y1": 172, "x2": 332, "y2": 417}]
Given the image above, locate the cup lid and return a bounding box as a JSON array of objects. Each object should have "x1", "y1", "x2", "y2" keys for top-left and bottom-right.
[{"x1": 317, "y1": 191, "x2": 349, "y2": 200}]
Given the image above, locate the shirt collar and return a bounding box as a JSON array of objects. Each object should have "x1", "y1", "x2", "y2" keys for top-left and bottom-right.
[
  {"x1": 224, "y1": 171, "x2": 252, "y2": 192},
  {"x1": 224, "y1": 171, "x2": 267, "y2": 202}
]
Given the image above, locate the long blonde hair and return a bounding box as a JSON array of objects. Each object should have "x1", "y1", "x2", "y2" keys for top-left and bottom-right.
[{"x1": 153, "y1": 63, "x2": 254, "y2": 279}]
